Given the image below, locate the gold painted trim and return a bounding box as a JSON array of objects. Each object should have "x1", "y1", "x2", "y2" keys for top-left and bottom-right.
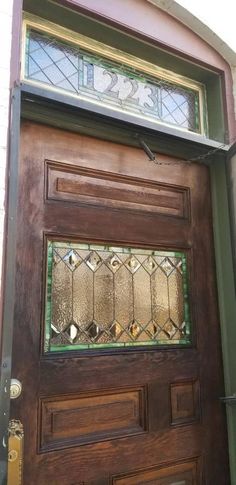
[
  {"x1": 22, "y1": 13, "x2": 206, "y2": 135},
  {"x1": 8, "y1": 420, "x2": 24, "y2": 485}
]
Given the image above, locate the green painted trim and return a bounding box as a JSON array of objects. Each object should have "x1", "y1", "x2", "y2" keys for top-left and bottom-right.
[
  {"x1": 0, "y1": 87, "x2": 21, "y2": 484},
  {"x1": 50, "y1": 340, "x2": 192, "y2": 352},
  {"x1": 210, "y1": 159, "x2": 236, "y2": 485}
]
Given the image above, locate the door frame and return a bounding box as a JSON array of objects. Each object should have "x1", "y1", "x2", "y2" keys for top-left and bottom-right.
[{"x1": 1, "y1": 19, "x2": 236, "y2": 485}]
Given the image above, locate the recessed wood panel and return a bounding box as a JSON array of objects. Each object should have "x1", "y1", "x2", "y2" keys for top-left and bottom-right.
[
  {"x1": 46, "y1": 161, "x2": 190, "y2": 219},
  {"x1": 112, "y1": 459, "x2": 199, "y2": 484},
  {"x1": 40, "y1": 386, "x2": 147, "y2": 451},
  {"x1": 170, "y1": 380, "x2": 200, "y2": 426}
]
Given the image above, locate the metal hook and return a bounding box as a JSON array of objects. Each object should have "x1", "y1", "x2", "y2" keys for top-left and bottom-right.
[{"x1": 134, "y1": 134, "x2": 158, "y2": 163}]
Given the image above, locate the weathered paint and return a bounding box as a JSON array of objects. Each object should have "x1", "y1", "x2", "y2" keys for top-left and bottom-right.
[
  {"x1": 0, "y1": 0, "x2": 13, "y2": 303},
  {"x1": 210, "y1": 159, "x2": 236, "y2": 485}
]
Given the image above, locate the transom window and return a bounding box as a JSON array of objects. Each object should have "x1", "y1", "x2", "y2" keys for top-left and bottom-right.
[{"x1": 22, "y1": 15, "x2": 206, "y2": 135}]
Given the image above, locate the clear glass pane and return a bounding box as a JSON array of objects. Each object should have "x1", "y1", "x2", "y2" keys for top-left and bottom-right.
[
  {"x1": 26, "y1": 29, "x2": 200, "y2": 133},
  {"x1": 45, "y1": 242, "x2": 191, "y2": 352}
]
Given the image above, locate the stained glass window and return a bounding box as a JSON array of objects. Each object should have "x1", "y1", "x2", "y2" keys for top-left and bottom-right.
[
  {"x1": 44, "y1": 241, "x2": 191, "y2": 352},
  {"x1": 24, "y1": 27, "x2": 203, "y2": 133}
]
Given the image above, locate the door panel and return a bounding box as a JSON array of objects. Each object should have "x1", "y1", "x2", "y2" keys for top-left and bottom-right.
[
  {"x1": 40, "y1": 385, "x2": 147, "y2": 451},
  {"x1": 46, "y1": 161, "x2": 190, "y2": 218},
  {"x1": 11, "y1": 121, "x2": 229, "y2": 484},
  {"x1": 112, "y1": 459, "x2": 199, "y2": 484}
]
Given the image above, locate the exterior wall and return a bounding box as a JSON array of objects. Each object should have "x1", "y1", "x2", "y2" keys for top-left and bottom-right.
[
  {"x1": 59, "y1": 0, "x2": 236, "y2": 142},
  {"x1": 0, "y1": 1, "x2": 13, "y2": 303}
]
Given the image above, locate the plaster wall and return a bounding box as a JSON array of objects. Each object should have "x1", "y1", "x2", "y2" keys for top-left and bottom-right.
[
  {"x1": 0, "y1": 1, "x2": 13, "y2": 297},
  {"x1": 58, "y1": 0, "x2": 236, "y2": 142}
]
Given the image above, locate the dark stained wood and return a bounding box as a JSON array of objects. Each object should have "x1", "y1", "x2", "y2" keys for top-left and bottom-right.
[
  {"x1": 112, "y1": 458, "x2": 199, "y2": 484},
  {"x1": 170, "y1": 380, "x2": 200, "y2": 426},
  {"x1": 40, "y1": 386, "x2": 147, "y2": 451},
  {"x1": 10, "y1": 121, "x2": 229, "y2": 484},
  {"x1": 47, "y1": 161, "x2": 189, "y2": 218}
]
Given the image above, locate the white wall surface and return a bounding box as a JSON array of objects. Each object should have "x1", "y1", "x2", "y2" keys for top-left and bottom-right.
[
  {"x1": 0, "y1": 0, "x2": 13, "y2": 288},
  {"x1": 176, "y1": 0, "x2": 236, "y2": 52}
]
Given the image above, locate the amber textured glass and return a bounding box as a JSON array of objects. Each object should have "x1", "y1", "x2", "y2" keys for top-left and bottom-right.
[{"x1": 45, "y1": 241, "x2": 191, "y2": 352}]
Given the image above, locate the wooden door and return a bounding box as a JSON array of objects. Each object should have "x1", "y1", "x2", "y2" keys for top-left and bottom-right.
[{"x1": 11, "y1": 121, "x2": 229, "y2": 484}]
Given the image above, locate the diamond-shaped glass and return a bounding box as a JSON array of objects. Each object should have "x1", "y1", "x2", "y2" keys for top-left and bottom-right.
[
  {"x1": 85, "y1": 251, "x2": 102, "y2": 271},
  {"x1": 163, "y1": 320, "x2": 177, "y2": 338},
  {"x1": 146, "y1": 321, "x2": 159, "y2": 338},
  {"x1": 160, "y1": 257, "x2": 174, "y2": 276},
  {"x1": 63, "y1": 249, "x2": 81, "y2": 271},
  {"x1": 51, "y1": 323, "x2": 60, "y2": 338},
  {"x1": 109, "y1": 321, "x2": 123, "y2": 339},
  {"x1": 143, "y1": 256, "x2": 157, "y2": 274},
  {"x1": 86, "y1": 321, "x2": 102, "y2": 340},
  {"x1": 64, "y1": 322, "x2": 79, "y2": 343},
  {"x1": 106, "y1": 254, "x2": 122, "y2": 273},
  {"x1": 128, "y1": 321, "x2": 141, "y2": 339},
  {"x1": 160, "y1": 86, "x2": 196, "y2": 131},
  {"x1": 125, "y1": 256, "x2": 141, "y2": 273}
]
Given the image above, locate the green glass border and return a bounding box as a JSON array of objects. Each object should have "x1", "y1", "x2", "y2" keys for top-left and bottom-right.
[{"x1": 44, "y1": 241, "x2": 191, "y2": 353}]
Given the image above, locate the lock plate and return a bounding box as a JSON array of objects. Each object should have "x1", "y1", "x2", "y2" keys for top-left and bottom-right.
[
  {"x1": 8, "y1": 419, "x2": 24, "y2": 485},
  {"x1": 10, "y1": 379, "x2": 22, "y2": 399}
]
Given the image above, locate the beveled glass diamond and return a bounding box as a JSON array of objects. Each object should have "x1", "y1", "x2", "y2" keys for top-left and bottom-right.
[
  {"x1": 125, "y1": 256, "x2": 141, "y2": 273},
  {"x1": 163, "y1": 320, "x2": 177, "y2": 338},
  {"x1": 86, "y1": 251, "x2": 102, "y2": 271},
  {"x1": 146, "y1": 321, "x2": 159, "y2": 338},
  {"x1": 51, "y1": 323, "x2": 60, "y2": 337},
  {"x1": 128, "y1": 321, "x2": 141, "y2": 338},
  {"x1": 106, "y1": 254, "x2": 122, "y2": 273},
  {"x1": 63, "y1": 249, "x2": 81, "y2": 271},
  {"x1": 160, "y1": 257, "x2": 174, "y2": 276},
  {"x1": 86, "y1": 321, "x2": 102, "y2": 340},
  {"x1": 64, "y1": 322, "x2": 79, "y2": 343},
  {"x1": 143, "y1": 256, "x2": 157, "y2": 274},
  {"x1": 109, "y1": 321, "x2": 123, "y2": 339}
]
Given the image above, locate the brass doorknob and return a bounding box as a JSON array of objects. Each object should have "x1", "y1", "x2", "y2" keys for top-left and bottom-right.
[{"x1": 10, "y1": 379, "x2": 22, "y2": 399}]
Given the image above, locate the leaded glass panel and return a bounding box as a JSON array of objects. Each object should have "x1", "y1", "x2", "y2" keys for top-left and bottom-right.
[
  {"x1": 45, "y1": 241, "x2": 191, "y2": 352},
  {"x1": 25, "y1": 28, "x2": 202, "y2": 133}
]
